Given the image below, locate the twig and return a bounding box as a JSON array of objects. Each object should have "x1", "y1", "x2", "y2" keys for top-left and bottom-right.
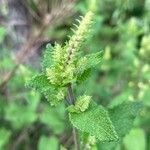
[{"x1": 67, "y1": 83, "x2": 80, "y2": 150}]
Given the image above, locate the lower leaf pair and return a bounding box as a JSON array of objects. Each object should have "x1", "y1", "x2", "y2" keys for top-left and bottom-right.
[{"x1": 69, "y1": 101, "x2": 142, "y2": 143}]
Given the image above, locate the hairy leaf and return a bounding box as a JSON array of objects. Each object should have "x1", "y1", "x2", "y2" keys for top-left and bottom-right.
[
  {"x1": 26, "y1": 74, "x2": 50, "y2": 91},
  {"x1": 68, "y1": 95, "x2": 91, "y2": 113},
  {"x1": 76, "y1": 52, "x2": 102, "y2": 82},
  {"x1": 85, "y1": 51, "x2": 103, "y2": 68},
  {"x1": 26, "y1": 74, "x2": 66, "y2": 106},
  {"x1": 69, "y1": 102, "x2": 118, "y2": 142},
  {"x1": 77, "y1": 51, "x2": 102, "y2": 74},
  {"x1": 41, "y1": 44, "x2": 53, "y2": 70},
  {"x1": 108, "y1": 101, "x2": 143, "y2": 137},
  {"x1": 76, "y1": 68, "x2": 91, "y2": 83}
]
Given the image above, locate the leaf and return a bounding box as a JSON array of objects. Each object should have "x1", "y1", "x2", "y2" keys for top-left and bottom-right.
[
  {"x1": 67, "y1": 95, "x2": 91, "y2": 113},
  {"x1": 97, "y1": 141, "x2": 120, "y2": 150},
  {"x1": 41, "y1": 43, "x2": 53, "y2": 70},
  {"x1": 123, "y1": 128, "x2": 146, "y2": 150},
  {"x1": 140, "y1": 87, "x2": 150, "y2": 107},
  {"x1": 25, "y1": 91, "x2": 40, "y2": 111},
  {"x1": 77, "y1": 51, "x2": 102, "y2": 73},
  {"x1": 76, "y1": 68, "x2": 91, "y2": 83},
  {"x1": 69, "y1": 102, "x2": 118, "y2": 142},
  {"x1": 108, "y1": 101, "x2": 142, "y2": 138},
  {"x1": 5, "y1": 103, "x2": 37, "y2": 129},
  {"x1": 81, "y1": 134, "x2": 97, "y2": 150},
  {"x1": 26, "y1": 74, "x2": 50, "y2": 91},
  {"x1": 85, "y1": 51, "x2": 103, "y2": 68},
  {"x1": 39, "y1": 103, "x2": 65, "y2": 134},
  {"x1": 60, "y1": 146, "x2": 67, "y2": 150},
  {"x1": 76, "y1": 52, "x2": 102, "y2": 82},
  {"x1": 26, "y1": 74, "x2": 66, "y2": 106},
  {"x1": 0, "y1": 128, "x2": 11, "y2": 150},
  {"x1": 38, "y1": 136, "x2": 59, "y2": 150}
]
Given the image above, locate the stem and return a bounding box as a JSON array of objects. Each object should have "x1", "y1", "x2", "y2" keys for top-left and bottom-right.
[
  {"x1": 73, "y1": 127, "x2": 80, "y2": 150},
  {"x1": 67, "y1": 83, "x2": 75, "y2": 105},
  {"x1": 67, "y1": 83, "x2": 80, "y2": 150}
]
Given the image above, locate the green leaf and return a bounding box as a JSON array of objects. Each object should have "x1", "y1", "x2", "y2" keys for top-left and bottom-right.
[
  {"x1": 85, "y1": 51, "x2": 103, "y2": 68},
  {"x1": 81, "y1": 134, "x2": 97, "y2": 150},
  {"x1": 26, "y1": 74, "x2": 50, "y2": 91},
  {"x1": 25, "y1": 91, "x2": 40, "y2": 111},
  {"x1": 123, "y1": 128, "x2": 146, "y2": 150},
  {"x1": 108, "y1": 101, "x2": 142, "y2": 138},
  {"x1": 69, "y1": 102, "x2": 118, "y2": 142},
  {"x1": 76, "y1": 51, "x2": 102, "y2": 82},
  {"x1": 38, "y1": 136, "x2": 59, "y2": 150},
  {"x1": 67, "y1": 95, "x2": 91, "y2": 113},
  {"x1": 60, "y1": 146, "x2": 67, "y2": 150},
  {"x1": 39, "y1": 103, "x2": 65, "y2": 134},
  {"x1": 5, "y1": 103, "x2": 37, "y2": 129},
  {"x1": 26, "y1": 74, "x2": 66, "y2": 106},
  {"x1": 140, "y1": 87, "x2": 150, "y2": 107},
  {"x1": 97, "y1": 141, "x2": 121, "y2": 150},
  {"x1": 76, "y1": 68, "x2": 91, "y2": 83},
  {"x1": 76, "y1": 51, "x2": 103, "y2": 74},
  {"x1": 0, "y1": 128, "x2": 11, "y2": 150},
  {"x1": 41, "y1": 44, "x2": 53, "y2": 70}
]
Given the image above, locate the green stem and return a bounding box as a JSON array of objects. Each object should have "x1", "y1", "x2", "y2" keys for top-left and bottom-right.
[{"x1": 67, "y1": 83, "x2": 80, "y2": 150}]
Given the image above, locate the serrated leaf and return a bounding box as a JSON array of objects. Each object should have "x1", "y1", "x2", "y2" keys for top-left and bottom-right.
[
  {"x1": 68, "y1": 95, "x2": 91, "y2": 113},
  {"x1": 26, "y1": 74, "x2": 50, "y2": 91},
  {"x1": 76, "y1": 52, "x2": 102, "y2": 82},
  {"x1": 41, "y1": 43, "x2": 53, "y2": 70},
  {"x1": 69, "y1": 102, "x2": 118, "y2": 142},
  {"x1": 85, "y1": 51, "x2": 103, "y2": 68},
  {"x1": 108, "y1": 101, "x2": 142, "y2": 138},
  {"x1": 76, "y1": 68, "x2": 91, "y2": 83},
  {"x1": 26, "y1": 74, "x2": 65, "y2": 106},
  {"x1": 77, "y1": 51, "x2": 102, "y2": 74}
]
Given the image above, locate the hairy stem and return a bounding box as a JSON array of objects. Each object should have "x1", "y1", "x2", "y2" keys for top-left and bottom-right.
[
  {"x1": 67, "y1": 83, "x2": 80, "y2": 150},
  {"x1": 67, "y1": 83, "x2": 75, "y2": 105}
]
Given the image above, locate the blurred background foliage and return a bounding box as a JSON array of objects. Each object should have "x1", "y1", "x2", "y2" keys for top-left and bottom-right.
[{"x1": 0, "y1": 0, "x2": 150, "y2": 149}]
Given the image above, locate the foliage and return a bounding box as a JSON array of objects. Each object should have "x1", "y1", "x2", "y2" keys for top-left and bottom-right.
[
  {"x1": 0, "y1": 0, "x2": 150, "y2": 149},
  {"x1": 38, "y1": 136, "x2": 59, "y2": 150},
  {"x1": 108, "y1": 101, "x2": 142, "y2": 138},
  {"x1": 27, "y1": 10, "x2": 142, "y2": 148},
  {"x1": 123, "y1": 128, "x2": 146, "y2": 150},
  {"x1": 69, "y1": 102, "x2": 118, "y2": 142},
  {"x1": 0, "y1": 128, "x2": 11, "y2": 150}
]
